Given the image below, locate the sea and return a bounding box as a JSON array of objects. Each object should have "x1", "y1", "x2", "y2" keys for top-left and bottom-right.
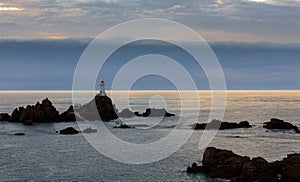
[{"x1": 0, "y1": 90, "x2": 299, "y2": 181}]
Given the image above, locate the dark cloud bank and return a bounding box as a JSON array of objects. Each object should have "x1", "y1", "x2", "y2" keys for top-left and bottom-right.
[{"x1": 1, "y1": 39, "x2": 300, "y2": 90}]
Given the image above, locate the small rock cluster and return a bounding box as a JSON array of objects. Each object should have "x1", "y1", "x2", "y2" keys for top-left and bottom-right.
[
  {"x1": 193, "y1": 119, "x2": 252, "y2": 130},
  {"x1": 118, "y1": 108, "x2": 175, "y2": 118}
]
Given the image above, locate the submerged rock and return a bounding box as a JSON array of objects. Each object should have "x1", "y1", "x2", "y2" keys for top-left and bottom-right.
[
  {"x1": 82, "y1": 127, "x2": 97, "y2": 133},
  {"x1": 0, "y1": 113, "x2": 10, "y2": 121},
  {"x1": 187, "y1": 147, "x2": 300, "y2": 182},
  {"x1": 263, "y1": 118, "x2": 299, "y2": 133},
  {"x1": 59, "y1": 127, "x2": 80, "y2": 135},
  {"x1": 193, "y1": 120, "x2": 252, "y2": 130}
]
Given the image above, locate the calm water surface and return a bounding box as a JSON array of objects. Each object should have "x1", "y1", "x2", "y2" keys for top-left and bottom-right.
[{"x1": 0, "y1": 91, "x2": 299, "y2": 181}]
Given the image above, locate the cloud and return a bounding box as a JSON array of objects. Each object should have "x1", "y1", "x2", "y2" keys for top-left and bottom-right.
[
  {"x1": 59, "y1": 8, "x2": 86, "y2": 18},
  {"x1": 0, "y1": 0, "x2": 299, "y2": 42},
  {"x1": 39, "y1": 32, "x2": 68, "y2": 39},
  {"x1": 0, "y1": 2, "x2": 23, "y2": 11},
  {"x1": 0, "y1": 7, "x2": 23, "y2": 11},
  {"x1": 169, "y1": 4, "x2": 185, "y2": 10},
  {"x1": 247, "y1": 0, "x2": 300, "y2": 6}
]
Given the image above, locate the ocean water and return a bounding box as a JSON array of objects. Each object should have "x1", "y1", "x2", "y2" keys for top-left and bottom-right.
[{"x1": 0, "y1": 90, "x2": 299, "y2": 181}]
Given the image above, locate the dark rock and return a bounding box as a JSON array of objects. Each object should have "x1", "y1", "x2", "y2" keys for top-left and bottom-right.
[
  {"x1": 192, "y1": 123, "x2": 207, "y2": 130},
  {"x1": 187, "y1": 163, "x2": 204, "y2": 173},
  {"x1": 238, "y1": 121, "x2": 252, "y2": 128},
  {"x1": 9, "y1": 95, "x2": 120, "y2": 123},
  {"x1": 187, "y1": 147, "x2": 300, "y2": 182},
  {"x1": 134, "y1": 108, "x2": 175, "y2": 117},
  {"x1": 10, "y1": 98, "x2": 59, "y2": 123},
  {"x1": 59, "y1": 105, "x2": 76, "y2": 122},
  {"x1": 14, "y1": 132, "x2": 25, "y2": 136},
  {"x1": 193, "y1": 119, "x2": 252, "y2": 130},
  {"x1": 78, "y1": 95, "x2": 118, "y2": 121},
  {"x1": 142, "y1": 108, "x2": 175, "y2": 117},
  {"x1": 134, "y1": 111, "x2": 142, "y2": 117},
  {"x1": 10, "y1": 108, "x2": 20, "y2": 122},
  {"x1": 118, "y1": 108, "x2": 136, "y2": 118},
  {"x1": 59, "y1": 127, "x2": 80, "y2": 135},
  {"x1": 0, "y1": 113, "x2": 10, "y2": 121},
  {"x1": 82, "y1": 127, "x2": 97, "y2": 133},
  {"x1": 113, "y1": 123, "x2": 135, "y2": 129},
  {"x1": 263, "y1": 118, "x2": 299, "y2": 133},
  {"x1": 23, "y1": 119, "x2": 33, "y2": 125}
]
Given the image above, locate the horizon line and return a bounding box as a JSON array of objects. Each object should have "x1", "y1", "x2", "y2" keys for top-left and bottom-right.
[
  {"x1": 1, "y1": 90, "x2": 300, "y2": 93},
  {"x1": 1, "y1": 38, "x2": 300, "y2": 45}
]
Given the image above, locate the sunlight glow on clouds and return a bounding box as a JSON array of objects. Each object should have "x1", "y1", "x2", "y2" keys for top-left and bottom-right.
[
  {"x1": 39, "y1": 32, "x2": 68, "y2": 39},
  {"x1": 249, "y1": 0, "x2": 267, "y2": 3},
  {"x1": 0, "y1": 7, "x2": 23, "y2": 11}
]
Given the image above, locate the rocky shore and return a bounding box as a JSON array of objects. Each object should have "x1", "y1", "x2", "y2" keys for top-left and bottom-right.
[{"x1": 187, "y1": 147, "x2": 300, "y2": 182}]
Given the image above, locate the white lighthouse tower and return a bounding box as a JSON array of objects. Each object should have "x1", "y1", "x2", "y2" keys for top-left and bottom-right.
[{"x1": 99, "y1": 80, "x2": 106, "y2": 96}]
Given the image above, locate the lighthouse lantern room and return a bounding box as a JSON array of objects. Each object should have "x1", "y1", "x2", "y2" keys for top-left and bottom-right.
[{"x1": 99, "y1": 80, "x2": 106, "y2": 96}]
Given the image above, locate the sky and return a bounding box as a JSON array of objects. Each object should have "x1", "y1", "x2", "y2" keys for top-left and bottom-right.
[
  {"x1": 0, "y1": 0, "x2": 300, "y2": 42},
  {"x1": 0, "y1": 0, "x2": 300, "y2": 90}
]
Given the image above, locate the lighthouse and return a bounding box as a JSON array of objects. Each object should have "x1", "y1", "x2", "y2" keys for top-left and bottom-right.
[{"x1": 99, "y1": 80, "x2": 106, "y2": 96}]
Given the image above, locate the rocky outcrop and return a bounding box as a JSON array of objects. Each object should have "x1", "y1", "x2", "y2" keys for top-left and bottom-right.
[
  {"x1": 263, "y1": 118, "x2": 299, "y2": 133},
  {"x1": 14, "y1": 132, "x2": 25, "y2": 136},
  {"x1": 141, "y1": 108, "x2": 175, "y2": 117},
  {"x1": 10, "y1": 98, "x2": 59, "y2": 123},
  {"x1": 9, "y1": 95, "x2": 120, "y2": 123},
  {"x1": 193, "y1": 120, "x2": 252, "y2": 130},
  {"x1": 59, "y1": 127, "x2": 80, "y2": 135},
  {"x1": 132, "y1": 108, "x2": 175, "y2": 117},
  {"x1": 78, "y1": 95, "x2": 118, "y2": 121},
  {"x1": 118, "y1": 108, "x2": 136, "y2": 118},
  {"x1": 187, "y1": 147, "x2": 300, "y2": 182},
  {"x1": 118, "y1": 108, "x2": 175, "y2": 118},
  {"x1": 0, "y1": 113, "x2": 10, "y2": 121},
  {"x1": 59, "y1": 105, "x2": 76, "y2": 122}
]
